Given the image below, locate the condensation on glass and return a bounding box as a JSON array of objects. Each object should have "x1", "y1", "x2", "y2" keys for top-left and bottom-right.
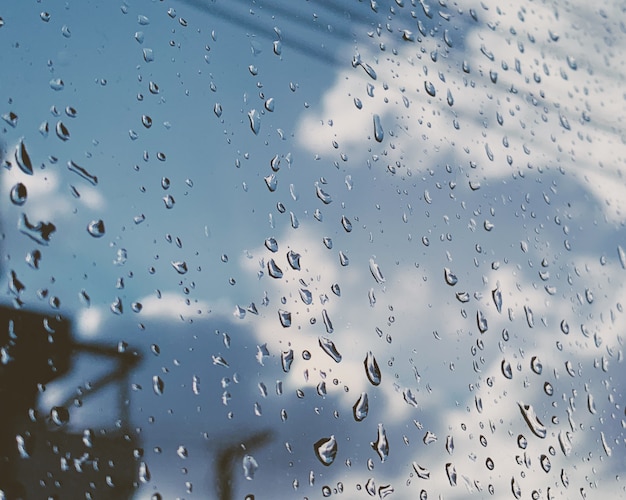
[{"x1": 0, "y1": 1, "x2": 624, "y2": 499}]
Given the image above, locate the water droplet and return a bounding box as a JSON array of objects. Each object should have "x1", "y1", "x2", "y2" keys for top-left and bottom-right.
[
  {"x1": 50, "y1": 406, "x2": 70, "y2": 426},
  {"x1": 558, "y1": 430, "x2": 572, "y2": 456},
  {"x1": 369, "y1": 258, "x2": 385, "y2": 284},
  {"x1": 318, "y1": 337, "x2": 342, "y2": 363},
  {"x1": 477, "y1": 310, "x2": 488, "y2": 333},
  {"x1": 67, "y1": 160, "x2": 98, "y2": 185},
  {"x1": 403, "y1": 388, "x2": 418, "y2": 407},
  {"x1": 264, "y1": 174, "x2": 278, "y2": 192},
  {"x1": 15, "y1": 139, "x2": 33, "y2": 175},
  {"x1": 55, "y1": 121, "x2": 70, "y2": 141},
  {"x1": 540, "y1": 454, "x2": 551, "y2": 472},
  {"x1": 278, "y1": 309, "x2": 291, "y2": 327},
  {"x1": 267, "y1": 259, "x2": 283, "y2": 278},
  {"x1": 412, "y1": 462, "x2": 430, "y2": 479},
  {"x1": 341, "y1": 215, "x2": 352, "y2": 232},
  {"x1": 2, "y1": 111, "x2": 18, "y2": 127},
  {"x1": 373, "y1": 114, "x2": 384, "y2": 142},
  {"x1": 314, "y1": 435, "x2": 337, "y2": 466},
  {"x1": 177, "y1": 445, "x2": 188, "y2": 459},
  {"x1": 353, "y1": 392, "x2": 369, "y2": 422},
  {"x1": 518, "y1": 402, "x2": 547, "y2": 438},
  {"x1": 299, "y1": 288, "x2": 312, "y2": 305},
  {"x1": 248, "y1": 109, "x2": 260, "y2": 135},
  {"x1": 18, "y1": 213, "x2": 56, "y2": 245},
  {"x1": 339, "y1": 251, "x2": 349, "y2": 266},
  {"x1": 171, "y1": 261, "x2": 188, "y2": 274},
  {"x1": 143, "y1": 48, "x2": 154, "y2": 62},
  {"x1": 424, "y1": 81, "x2": 436, "y2": 97},
  {"x1": 10, "y1": 183, "x2": 27, "y2": 205},
  {"x1": 511, "y1": 477, "x2": 522, "y2": 499},
  {"x1": 445, "y1": 435, "x2": 454, "y2": 454},
  {"x1": 371, "y1": 423, "x2": 389, "y2": 462},
  {"x1": 485, "y1": 457, "x2": 494, "y2": 470},
  {"x1": 560, "y1": 320, "x2": 570, "y2": 334},
  {"x1": 443, "y1": 267, "x2": 457, "y2": 286},
  {"x1": 501, "y1": 359, "x2": 513, "y2": 379},
  {"x1": 87, "y1": 219, "x2": 105, "y2": 237},
  {"x1": 213, "y1": 102, "x2": 222, "y2": 117},
  {"x1": 243, "y1": 455, "x2": 258, "y2": 480},
  {"x1": 163, "y1": 194, "x2": 175, "y2": 209},
  {"x1": 281, "y1": 349, "x2": 294, "y2": 372},
  {"x1": 492, "y1": 287, "x2": 502, "y2": 313},
  {"x1": 315, "y1": 182, "x2": 332, "y2": 204},
  {"x1": 524, "y1": 305, "x2": 534, "y2": 328},
  {"x1": 139, "y1": 461, "x2": 151, "y2": 483},
  {"x1": 364, "y1": 351, "x2": 381, "y2": 386},
  {"x1": 49, "y1": 78, "x2": 64, "y2": 91},
  {"x1": 322, "y1": 309, "x2": 333, "y2": 333},
  {"x1": 110, "y1": 297, "x2": 123, "y2": 315},
  {"x1": 287, "y1": 250, "x2": 301, "y2": 270},
  {"x1": 445, "y1": 463, "x2": 457, "y2": 486},
  {"x1": 530, "y1": 356, "x2": 542, "y2": 374},
  {"x1": 517, "y1": 434, "x2": 527, "y2": 449}
]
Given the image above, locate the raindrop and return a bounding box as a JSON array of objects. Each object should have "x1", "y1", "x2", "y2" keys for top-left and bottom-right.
[
  {"x1": 492, "y1": 287, "x2": 502, "y2": 313},
  {"x1": 315, "y1": 182, "x2": 332, "y2": 204},
  {"x1": 369, "y1": 258, "x2": 385, "y2": 284},
  {"x1": 87, "y1": 219, "x2": 105, "y2": 238},
  {"x1": 264, "y1": 174, "x2": 278, "y2": 192},
  {"x1": 501, "y1": 359, "x2": 513, "y2": 379},
  {"x1": 267, "y1": 259, "x2": 283, "y2": 278},
  {"x1": 412, "y1": 462, "x2": 430, "y2": 479},
  {"x1": 424, "y1": 81, "x2": 436, "y2": 97},
  {"x1": 443, "y1": 268, "x2": 457, "y2": 286},
  {"x1": 364, "y1": 351, "x2": 381, "y2": 386},
  {"x1": 50, "y1": 406, "x2": 70, "y2": 426},
  {"x1": 18, "y1": 214, "x2": 56, "y2": 245},
  {"x1": 477, "y1": 310, "x2": 488, "y2": 333},
  {"x1": 248, "y1": 109, "x2": 261, "y2": 134},
  {"x1": 299, "y1": 288, "x2": 312, "y2": 305},
  {"x1": 15, "y1": 140, "x2": 33, "y2": 175},
  {"x1": 55, "y1": 121, "x2": 70, "y2": 140},
  {"x1": 341, "y1": 215, "x2": 352, "y2": 232},
  {"x1": 163, "y1": 195, "x2": 175, "y2": 209},
  {"x1": 511, "y1": 477, "x2": 522, "y2": 499},
  {"x1": 10, "y1": 183, "x2": 27, "y2": 205},
  {"x1": 314, "y1": 436, "x2": 337, "y2": 466},
  {"x1": 540, "y1": 454, "x2": 551, "y2": 472},
  {"x1": 322, "y1": 309, "x2": 333, "y2": 333},
  {"x1": 171, "y1": 261, "x2": 188, "y2": 274},
  {"x1": 281, "y1": 349, "x2": 294, "y2": 372},
  {"x1": 318, "y1": 337, "x2": 342, "y2": 363},
  {"x1": 287, "y1": 250, "x2": 301, "y2": 270},
  {"x1": 373, "y1": 114, "x2": 384, "y2": 142},
  {"x1": 142, "y1": 48, "x2": 154, "y2": 62},
  {"x1": 139, "y1": 462, "x2": 151, "y2": 483},
  {"x1": 618, "y1": 245, "x2": 626, "y2": 269},
  {"x1": 110, "y1": 297, "x2": 123, "y2": 315},
  {"x1": 530, "y1": 356, "x2": 542, "y2": 375},
  {"x1": 445, "y1": 463, "x2": 457, "y2": 486},
  {"x1": 243, "y1": 455, "x2": 258, "y2": 480},
  {"x1": 518, "y1": 402, "x2": 547, "y2": 438},
  {"x1": 152, "y1": 376, "x2": 164, "y2": 395},
  {"x1": 278, "y1": 309, "x2": 291, "y2": 327},
  {"x1": 67, "y1": 160, "x2": 98, "y2": 185},
  {"x1": 49, "y1": 78, "x2": 64, "y2": 90},
  {"x1": 371, "y1": 423, "x2": 389, "y2": 462},
  {"x1": 353, "y1": 392, "x2": 369, "y2": 421}
]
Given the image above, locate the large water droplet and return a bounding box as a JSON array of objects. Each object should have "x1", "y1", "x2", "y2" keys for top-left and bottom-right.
[
  {"x1": 373, "y1": 114, "x2": 384, "y2": 142},
  {"x1": 55, "y1": 121, "x2": 70, "y2": 141},
  {"x1": 369, "y1": 258, "x2": 385, "y2": 284},
  {"x1": 315, "y1": 182, "x2": 332, "y2": 204},
  {"x1": 281, "y1": 349, "x2": 294, "y2": 372},
  {"x1": 501, "y1": 359, "x2": 513, "y2": 379},
  {"x1": 443, "y1": 267, "x2": 457, "y2": 286},
  {"x1": 242, "y1": 455, "x2": 258, "y2": 480},
  {"x1": 492, "y1": 287, "x2": 502, "y2": 313},
  {"x1": 265, "y1": 237, "x2": 278, "y2": 252},
  {"x1": 445, "y1": 463, "x2": 457, "y2": 486},
  {"x1": 248, "y1": 109, "x2": 260, "y2": 135},
  {"x1": 139, "y1": 461, "x2": 151, "y2": 483},
  {"x1": 371, "y1": 423, "x2": 389, "y2": 462},
  {"x1": 477, "y1": 310, "x2": 488, "y2": 333},
  {"x1": 314, "y1": 436, "x2": 337, "y2": 466},
  {"x1": 318, "y1": 337, "x2": 342, "y2": 363},
  {"x1": 67, "y1": 160, "x2": 98, "y2": 185},
  {"x1": 364, "y1": 351, "x2": 381, "y2": 386},
  {"x1": 518, "y1": 402, "x2": 546, "y2": 438},
  {"x1": 171, "y1": 261, "x2": 188, "y2": 274},
  {"x1": 287, "y1": 250, "x2": 301, "y2": 270},
  {"x1": 152, "y1": 376, "x2": 164, "y2": 395},
  {"x1": 15, "y1": 139, "x2": 33, "y2": 175},
  {"x1": 264, "y1": 174, "x2": 278, "y2": 192},
  {"x1": 424, "y1": 81, "x2": 436, "y2": 97},
  {"x1": 299, "y1": 288, "x2": 312, "y2": 305},
  {"x1": 50, "y1": 406, "x2": 70, "y2": 426},
  {"x1": 353, "y1": 392, "x2": 368, "y2": 422},
  {"x1": 278, "y1": 309, "x2": 291, "y2": 327},
  {"x1": 412, "y1": 462, "x2": 430, "y2": 479},
  {"x1": 10, "y1": 183, "x2": 27, "y2": 205},
  {"x1": 87, "y1": 219, "x2": 105, "y2": 237},
  {"x1": 18, "y1": 213, "x2": 56, "y2": 245},
  {"x1": 341, "y1": 215, "x2": 352, "y2": 233},
  {"x1": 267, "y1": 259, "x2": 283, "y2": 278}
]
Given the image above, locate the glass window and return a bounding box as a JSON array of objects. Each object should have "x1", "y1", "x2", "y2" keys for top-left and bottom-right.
[{"x1": 1, "y1": 1, "x2": 624, "y2": 498}]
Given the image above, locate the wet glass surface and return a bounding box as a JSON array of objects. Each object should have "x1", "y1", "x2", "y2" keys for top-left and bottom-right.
[{"x1": 1, "y1": 1, "x2": 625, "y2": 498}]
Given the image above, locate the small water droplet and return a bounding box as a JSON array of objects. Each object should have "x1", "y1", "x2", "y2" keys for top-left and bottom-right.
[
  {"x1": 369, "y1": 258, "x2": 385, "y2": 284},
  {"x1": 314, "y1": 435, "x2": 337, "y2": 466},
  {"x1": 287, "y1": 250, "x2": 301, "y2": 270},
  {"x1": 315, "y1": 182, "x2": 332, "y2": 204},
  {"x1": 501, "y1": 359, "x2": 513, "y2": 379},
  {"x1": 530, "y1": 356, "x2": 542, "y2": 375},
  {"x1": 163, "y1": 195, "x2": 175, "y2": 209},
  {"x1": 87, "y1": 219, "x2": 105, "y2": 237},
  {"x1": 445, "y1": 463, "x2": 457, "y2": 486},
  {"x1": 139, "y1": 461, "x2": 151, "y2": 483},
  {"x1": 281, "y1": 349, "x2": 294, "y2": 372},
  {"x1": 264, "y1": 174, "x2": 278, "y2": 192},
  {"x1": 267, "y1": 258, "x2": 283, "y2": 278},
  {"x1": 424, "y1": 81, "x2": 436, "y2": 97},
  {"x1": 477, "y1": 310, "x2": 488, "y2": 333},
  {"x1": 67, "y1": 160, "x2": 98, "y2": 185},
  {"x1": 341, "y1": 215, "x2": 352, "y2": 232},
  {"x1": 278, "y1": 309, "x2": 291, "y2": 327},
  {"x1": 50, "y1": 406, "x2": 70, "y2": 426},
  {"x1": 55, "y1": 121, "x2": 70, "y2": 141},
  {"x1": 143, "y1": 48, "x2": 154, "y2": 62}
]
